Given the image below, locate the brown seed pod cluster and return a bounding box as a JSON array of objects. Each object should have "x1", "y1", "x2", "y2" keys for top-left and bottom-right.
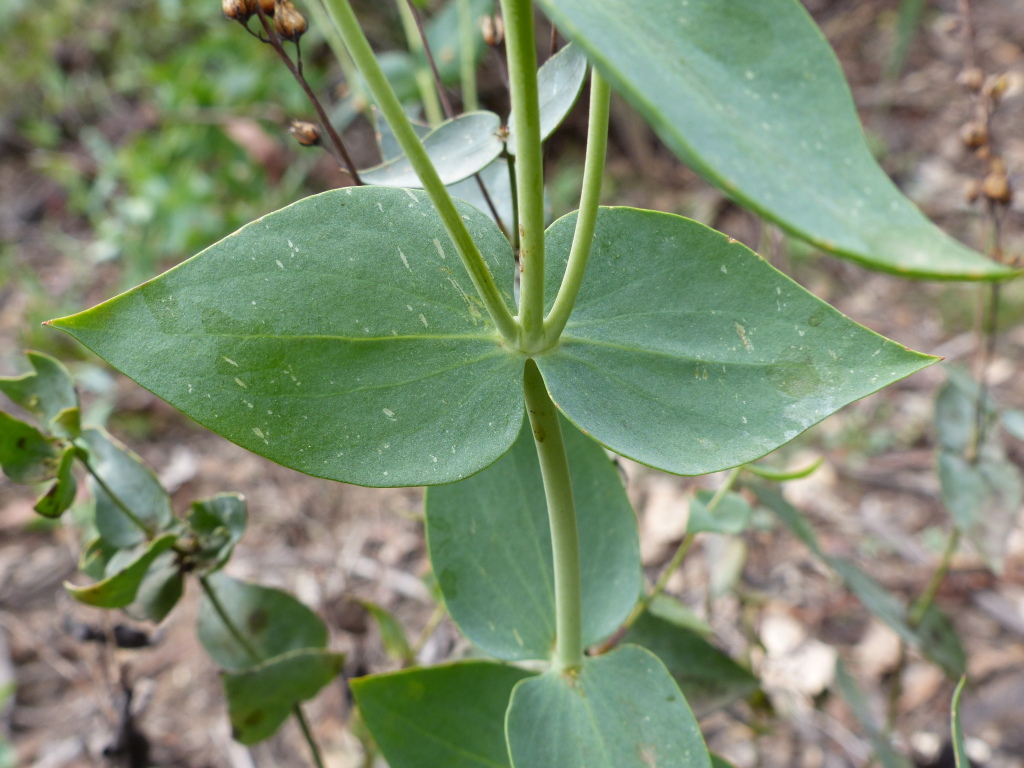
[
  {"x1": 289, "y1": 120, "x2": 321, "y2": 147},
  {"x1": 957, "y1": 66, "x2": 1014, "y2": 209},
  {"x1": 274, "y1": 0, "x2": 307, "y2": 41},
  {"x1": 482, "y1": 15, "x2": 504, "y2": 47}
]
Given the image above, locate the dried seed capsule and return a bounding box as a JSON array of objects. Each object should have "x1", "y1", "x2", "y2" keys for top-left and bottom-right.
[
  {"x1": 960, "y1": 121, "x2": 989, "y2": 149},
  {"x1": 957, "y1": 67, "x2": 984, "y2": 92},
  {"x1": 256, "y1": 0, "x2": 275, "y2": 16},
  {"x1": 965, "y1": 179, "x2": 982, "y2": 203},
  {"x1": 222, "y1": 0, "x2": 254, "y2": 22},
  {"x1": 289, "y1": 120, "x2": 321, "y2": 147},
  {"x1": 982, "y1": 172, "x2": 1012, "y2": 205},
  {"x1": 983, "y1": 74, "x2": 1010, "y2": 103},
  {"x1": 482, "y1": 15, "x2": 504, "y2": 47},
  {"x1": 274, "y1": 0, "x2": 307, "y2": 41}
]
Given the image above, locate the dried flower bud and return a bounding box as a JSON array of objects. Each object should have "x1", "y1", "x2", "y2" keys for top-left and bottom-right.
[
  {"x1": 289, "y1": 120, "x2": 321, "y2": 147},
  {"x1": 222, "y1": 0, "x2": 254, "y2": 22},
  {"x1": 982, "y1": 171, "x2": 1013, "y2": 205},
  {"x1": 482, "y1": 15, "x2": 504, "y2": 47},
  {"x1": 965, "y1": 179, "x2": 982, "y2": 203},
  {"x1": 983, "y1": 74, "x2": 1010, "y2": 103},
  {"x1": 258, "y1": 0, "x2": 276, "y2": 15},
  {"x1": 957, "y1": 67, "x2": 984, "y2": 92},
  {"x1": 960, "y1": 121, "x2": 989, "y2": 149},
  {"x1": 274, "y1": 0, "x2": 307, "y2": 41}
]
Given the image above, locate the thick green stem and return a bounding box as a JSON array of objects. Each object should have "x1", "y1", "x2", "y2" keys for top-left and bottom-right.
[
  {"x1": 544, "y1": 70, "x2": 610, "y2": 343},
  {"x1": 500, "y1": 0, "x2": 546, "y2": 351},
  {"x1": 457, "y1": 0, "x2": 479, "y2": 111},
  {"x1": 523, "y1": 361, "x2": 583, "y2": 671},
  {"x1": 199, "y1": 577, "x2": 326, "y2": 768},
  {"x1": 322, "y1": 0, "x2": 520, "y2": 345},
  {"x1": 395, "y1": 0, "x2": 445, "y2": 125}
]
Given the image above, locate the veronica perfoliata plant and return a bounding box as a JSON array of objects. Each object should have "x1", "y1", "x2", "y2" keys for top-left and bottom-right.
[{"x1": 39, "y1": 0, "x2": 1011, "y2": 765}]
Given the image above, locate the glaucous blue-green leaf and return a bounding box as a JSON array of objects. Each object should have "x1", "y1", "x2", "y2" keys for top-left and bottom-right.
[
  {"x1": 935, "y1": 377, "x2": 1021, "y2": 574},
  {"x1": 426, "y1": 415, "x2": 642, "y2": 661},
  {"x1": 622, "y1": 600, "x2": 758, "y2": 715},
  {"x1": 449, "y1": 158, "x2": 516, "y2": 229},
  {"x1": 422, "y1": 0, "x2": 493, "y2": 85},
  {"x1": 197, "y1": 572, "x2": 328, "y2": 670},
  {"x1": 834, "y1": 659, "x2": 913, "y2": 768},
  {"x1": 506, "y1": 645, "x2": 711, "y2": 768},
  {"x1": 65, "y1": 533, "x2": 177, "y2": 608},
  {"x1": 951, "y1": 677, "x2": 969, "y2": 768},
  {"x1": 223, "y1": 649, "x2": 344, "y2": 744},
  {"x1": 33, "y1": 444, "x2": 78, "y2": 518},
  {"x1": 373, "y1": 106, "x2": 430, "y2": 162},
  {"x1": 353, "y1": 661, "x2": 533, "y2": 768},
  {"x1": 533, "y1": 0, "x2": 1013, "y2": 280},
  {"x1": 0, "y1": 351, "x2": 79, "y2": 433},
  {"x1": 361, "y1": 600, "x2": 414, "y2": 664},
  {"x1": 507, "y1": 43, "x2": 589, "y2": 154},
  {"x1": 0, "y1": 413, "x2": 60, "y2": 484},
  {"x1": 187, "y1": 493, "x2": 247, "y2": 574},
  {"x1": 78, "y1": 427, "x2": 174, "y2": 548},
  {"x1": 536, "y1": 208, "x2": 936, "y2": 476},
  {"x1": 130, "y1": 552, "x2": 185, "y2": 622},
  {"x1": 360, "y1": 112, "x2": 504, "y2": 187},
  {"x1": 756, "y1": 486, "x2": 966, "y2": 677},
  {"x1": 49, "y1": 188, "x2": 524, "y2": 488},
  {"x1": 688, "y1": 489, "x2": 752, "y2": 535}
]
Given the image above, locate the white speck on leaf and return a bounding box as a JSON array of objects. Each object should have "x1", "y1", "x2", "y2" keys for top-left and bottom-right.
[
  {"x1": 720, "y1": 265, "x2": 728, "y2": 274},
  {"x1": 235, "y1": 378, "x2": 247, "y2": 388},
  {"x1": 223, "y1": 357, "x2": 239, "y2": 367},
  {"x1": 383, "y1": 408, "x2": 396, "y2": 419},
  {"x1": 276, "y1": 260, "x2": 285, "y2": 269},
  {"x1": 399, "y1": 248, "x2": 411, "y2": 271},
  {"x1": 419, "y1": 313, "x2": 429, "y2": 327},
  {"x1": 433, "y1": 238, "x2": 446, "y2": 259}
]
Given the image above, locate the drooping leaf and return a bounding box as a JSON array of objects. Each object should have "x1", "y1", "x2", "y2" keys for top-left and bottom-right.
[
  {"x1": 360, "y1": 112, "x2": 504, "y2": 187},
  {"x1": 187, "y1": 493, "x2": 248, "y2": 574},
  {"x1": 223, "y1": 648, "x2": 345, "y2": 744},
  {"x1": 50, "y1": 188, "x2": 524, "y2": 488},
  {"x1": 744, "y1": 457, "x2": 824, "y2": 482},
  {"x1": 622, "y1": 600, "x2": 758, "y2": 715},
  {"x1": 352, "y1": 661, "x2": 533, "y2": 768},
  {"x1": 756, "y1": 486, "x2": 966, "y2": 677},
  {"x1": 834, "y1": 659, "x2": 913, "y2": 768},
  {"x1": 65, "y1": 533, "x2": 177, "y2": 608},
  {"x1": 507, "y1": 43, "x2": 589, "y2": 154},
  {"x1": 506, "y1": 645, "x2": 712, "y2": 768},
  {"x1": 0, "y1": 351, "x2": 79, "y2": 433},
  {"x1": 687, "y1": 490, "x2": 752, "y2": 535},
  {"x1": 951, "y1": 676, "x2": 969, "y2": 768},
  {"x1": 78, "y1": 428, "x2": 174, "y2": 548},
  {"x1": 33, "y1": 444, "x2": 79, "y2": 518},
  {"x1": 426, "y1": 415, "x2": 642, "y2": 661},
  {"x1": 197, "y1": 572, "x2": 328, "y2": 670},
  {"x1": 361, "y1": 601, "x2": 414, "y2": 664},
  {"x1": 129, "y1": 551, "x2": 185, "y2": 623},
  {"x1": 533, "y1": 0, "x2": 1013, "y2": 280},
  {"x1": 0, "y1": 413, "x2": 61, "y2": 484},
  {"x1": 80, "y1": 535, "x2": 116, "y2": 582},
  {"x1": 537, "y1": 208, "x2": 936, "y2": 476}
]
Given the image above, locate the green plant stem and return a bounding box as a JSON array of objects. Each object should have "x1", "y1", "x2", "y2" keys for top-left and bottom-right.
[
  {"x1": 500, "y1": 0, "x2": 546, "y2": 351},
  {"x1": 523, "y1": 360, "x2": 582, "y2": 671},
  {"x1": 395, "y1": 0, "x2": 445, "y2": 125},
  {"x1": 544, "y1": 70, "x2": 610, "y2": 342},
  {"x1": 81, "y1": 461, "x2": 153, "y2": 537},
  {"x1": 457, "y1": 0, "x2": 479, "y2": 111},
  {"x1": 199, "y1": 576, "x2": 326, "y2": 768},
  {"x1": 322, "y1": 0, "x2": 520, "y2": 345}
]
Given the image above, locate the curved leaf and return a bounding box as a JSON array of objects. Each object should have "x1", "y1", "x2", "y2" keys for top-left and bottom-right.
[
  {"x1": 0, "y1": 413, "x2": 60, "y2": 484},
  {"x1": 65, "y1": 533, "x2": 177, "y2": 608},
  {"x1": 353, "y1": 661, "x2": 532, "y2": 768},
  {"x1": 360, "y1": 112, "x2": 504, "y2": 188},
  {"x1": 187, "y1": 493, "x2": 248, "y2": 574},
  {"x1": 688, "y1": 489, "x2": 752, "y2": 535},
  {"x1": 534, "y1": 0, "x2": 1013, "y2": 280},
  {"x1": 506, "y1": 645, "x2": 711, "y2": 768},
  {"x1": 50, "y1": 188, "x2": 524, "y2": 488},
  {"x1": 197, "y1": 572, "x2": 328, "y2": 670},
  {"x1": 426, "y1": 415, "x2": 642, "y2": 661},
  {"x1": 507, "y1": 43, "x2": 589, "y2": 154},
  {"x1": 0, "y1": 351, "x2": 79, "y2": 433},
  {"x1": 223, "y1": 648, "x2": 344, "y2": 744},
  {"x1": 34, "y1": 445, "x2": 79, "y2": 518},
  {"x1": 951, "y1": 677, "x2": 969, "y2": 768},
  {"x1": 536, "y1": 208, "x2": 936, "y2": 476}
]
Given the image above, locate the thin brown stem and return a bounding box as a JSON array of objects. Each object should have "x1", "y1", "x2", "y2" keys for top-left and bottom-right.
[{"x1": 251, "y1": 6, "x2": 362, "y2": 183}]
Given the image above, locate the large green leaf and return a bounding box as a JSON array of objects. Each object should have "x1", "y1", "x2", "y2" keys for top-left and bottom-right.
[
  {"x1": 79, "y1": 427, "x2": 174, "y2": 548},
  {"x1": 360, "y1": 112, "x2": 504, "y2": 187},
  {"x1": 352, "y1": 661, "x2": 533, "y2": 768},
  {"x1": 197, "y1": 572, "x2": 328, "y2": 670},
  {"x1": 533, "y1": 0, "x2": 1013, "y2": 280},
  {"x1": 622, "y1": 600, "x2": 758, "y2": 715},
  {"x1": 223, "y1": 649, "x2": 344, "y2": 744},
  {"x1": 536, "y1": 208, "x2": 936, "y2": 476},
  {"x1": 425, "y1": 415, "x2": 642, "y2": 661},
  {"x1": 506, "y1": 645, "x2": 711, "y2": 768},
  {"x1": 506, "y1": 43, "x2": 589, "y2": 154},
  {"x1": 0, "y1": 413, "x2": 61, "y2": 484},
  {"x1": 65, "y1": 533, "x2": 177, "y2": 608},
  {"x1": 50, "y1": 188, "x2": 524, "y2": 488},
  {"x1": 0, "y1": 351, "x2": 79, "y2": 433}
]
